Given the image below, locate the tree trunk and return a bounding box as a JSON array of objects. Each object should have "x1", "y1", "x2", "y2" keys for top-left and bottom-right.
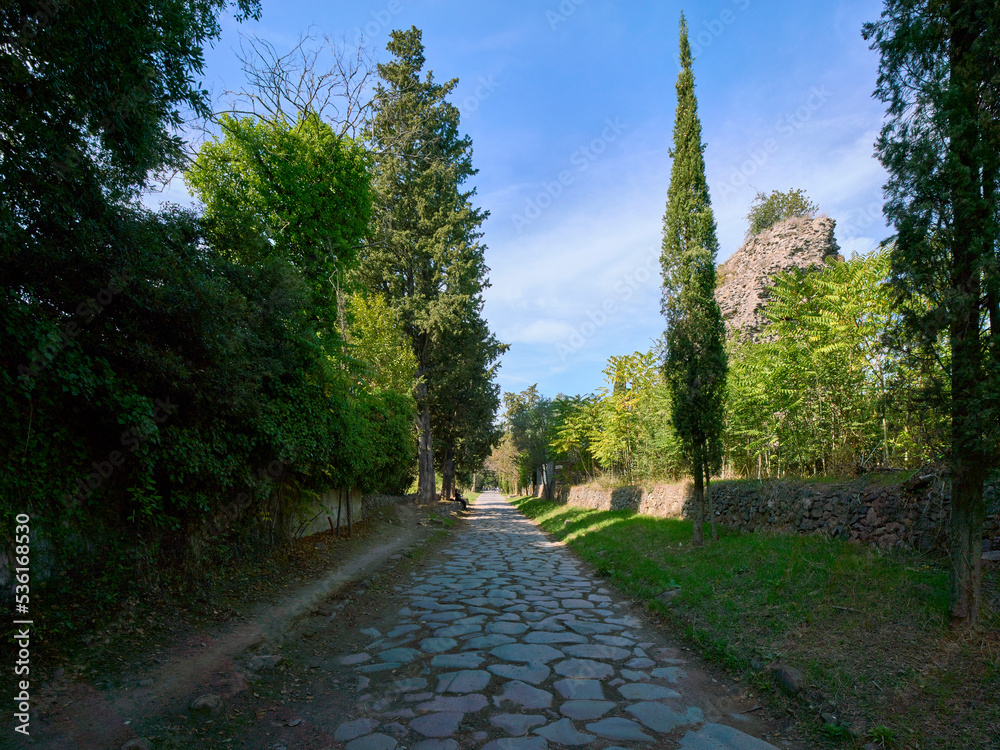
[
  {"x1": 336, "y1": 489, "x2": 342, "y2": 537},
  {"x1": 946, "y1": 9, "x2": 988, "y2": 626},
  {"x1": 706, "y1": 462, "x2": 717, "y2": 541},
  {"x1": 691, "y1": 442, "x2": 704, "y2": 547},
  {"x1": 416, "y1": 384, "x2": 435, "y2": 504},
  {"x1": 949, "y1": 463, "x2": 986, "y2": 625},
  {"x1": 346, "y1": 489, "x2": 352, "y2": 538},
  {"x1": 442, "y1": 447, "x2": 455, "y2": 501}
]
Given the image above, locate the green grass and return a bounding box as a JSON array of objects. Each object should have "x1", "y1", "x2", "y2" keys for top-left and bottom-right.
[{"x1": 512, "y1": 497, "x2": 1000, "y2": 749}]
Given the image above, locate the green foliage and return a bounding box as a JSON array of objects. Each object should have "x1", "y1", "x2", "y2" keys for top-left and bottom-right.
[
  {"x1": 745, "y1": 188, "x2": 819, "y2": 238},
  {"x1": 0, "y1": 0, "x2": 417, "y2": 631},
  {"x1": 869, "y1": 725, "x2": 897, "y2": 747},
  {"x1": 186, "y1": 112, "x2": 372, "y2": 326},
  {"x1": 724, "y1": 247, "x2": 948, "y2": 477},
  {"x1": 660, "y1": 14, "x2": 727, "y2": 541},
  {"x1": 347, "y1": 292, "x2": 418, "y2": 394},
  {"x1": 865, "y1": 1, "x2": 1000, "y2": 622},
  {"x1": 359, "y1": 26, "x2": 497, "y2": 502},
  {"x1": 502, "y1": 385, "x2": 554, "y2": 489},
  {"x1": 430, "y1": 312, "x2": 507, "y2": 495}
]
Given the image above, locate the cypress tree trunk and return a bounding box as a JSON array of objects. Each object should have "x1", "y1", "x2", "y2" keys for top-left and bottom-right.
[
  {"x1": 691, "y1": 443, "x2": 704, "y2": 547},
  {"x1": 705, "y1": 459, "x2": 717, "y2": 541},
  {"x1": 945, "y1": 7, "x2": 986, "y2": 625}
]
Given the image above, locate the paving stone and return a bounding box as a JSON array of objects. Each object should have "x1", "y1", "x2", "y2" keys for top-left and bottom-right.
[
  {"x1": 382, "y1": 723, "x2": 408, "y2": 739},
  {"x1": 335, "y1": 718, "x2": 381, "y2": 741},
  {"x1": 530, "y1": 619, "x2": 566, "y2": 632},
  {"x1": 493, "y1": 679, "x2": 553, "y2": 709},
  {"x1": 487, "y1": 588, "x2": 518, "y2": 599},
  {"x1": 523, "y1": 631, "x2": 588, "y2": 644},
  {"x1": 340, "y1": 653, "x2": 372, "y2": 665},
  {"x1": 430, "y1": 652, "x2": 484, "y2": 669},
  {"x1": 490, "y1": 713, "x2": 547, "y2": 735},
  {"x1": 453, "y1": 615, "x2": 488, "y2": 626},
  {"x1": 651, "y1": 666, "x2": 687, "y2": 683},
  {"x1": 585, "y1": 717, "x2": 655, "y2": 743},
  {"x1": 389, "y1": 677, "x2": 428, "y2": 693},
  {"x1": 417, "y1": 694, "x2": 488, "y2": 713},
  {"x1": 625, "y1": 657, "x2": 656, "y2": 669},
  {"x1": 619, "y1": 669, "x2": 649, "y2": 681},
  {"x1": 404, "y1": 692, "x2": 435, "y2": 702},
  {"x1": 436, "y1": 669, "x2": 491, "y2": 693},
  {"x1": 678, "y1": 722, "x2": 780, "y2": 749},
  {"x1": 486, "y1": 621, "x2": 529, "y2": 635},
  {"x1": 563, "y1": 644, "x2": 631, "y2": 661},
  {"x1": 346, "y1": 734, "x2": 397, "y2": 750},
  {"x1": 592, "y1": 635, "x2": 633, "y2": 646},
  {"x1": 434, "y1": 623, "x2": 482, "y2": 638},
  {"x1": 378, "y1": 647, "x2": 422, "y2": 663},
  {"x1": 497, "y1": 613, "x2": 523, "y2": 621},
  {"x1": 409, "y1": 712, "x2": 464, "y2": 738},
  {"x1": 465, "y1": 634, "x2": 516, "y2": 649},
  {"x1": 561, "y1": 599, "x2": 595, "y2": 609},
  {"x1": 626, "y1": 702, "x2": 698, "y2": 733},
  {"x1": 617, "y1": 682, "x2": 682, "y2": 700},
  {"x1": 411, "y1": 741, "x2": 459, "y2": 750},
  {"x1": 534, "y1": 717, "x2": 596, "y2": 746},
  {"x1": 553, "y1": 658, "x2": 615, "y2": 680},
  {"x1": 560, "y1": 700, "x2": 616, "y2": 720},
  {"x1": 553, "y1": 678, "x2": 605, "y2": 700},
  {"x1": 482, "y1": 738, "x2": 548, "y2": 750},
  {"x1": 490, "y1": 643, "x2": 565, "y2": 663},
  {"x1": 419, "y1": 637, "x2": 458, "y2": 653},
  {"x1": 487, "y1": 662, "x2": 550, "y2": 685},
  {"x1": 420, "y1": 610, "x2": 466, "y2": 622},
  {"x1": 606, "y1": 615, "x2": 643, "y2": 627},
  {"x1": 565, "y1": 621, "x2": 619, "y2": 635}
]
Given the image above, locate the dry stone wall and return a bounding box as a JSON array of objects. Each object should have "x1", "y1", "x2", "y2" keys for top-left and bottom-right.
[
  {"x1": 550, "y1": 474, "x2": 1000, "y2": 555},
  {"x1": 715, "y1": 216, "x2": 842, "y2": 339}
]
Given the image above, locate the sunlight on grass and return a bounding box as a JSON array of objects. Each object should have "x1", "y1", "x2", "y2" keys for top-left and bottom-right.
[{"x1": 509, "y1": 497, "x2": 995, "y2": 749}]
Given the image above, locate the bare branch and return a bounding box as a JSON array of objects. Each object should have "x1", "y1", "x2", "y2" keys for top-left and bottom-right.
[{"x1": 217, "y1": 28, "x2": 379, "y2": 137}]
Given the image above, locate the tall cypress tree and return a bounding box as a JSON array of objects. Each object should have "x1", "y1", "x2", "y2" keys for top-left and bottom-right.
[
  {"x1": 660, "y1": 13, "x2": 728, "y2": 546},
  {"x1": 864, "y1": 1, "x2": 1000, "y2": 625},
  {"x1": 359, "y1": 27, "x2": 491, "y2": 503}
]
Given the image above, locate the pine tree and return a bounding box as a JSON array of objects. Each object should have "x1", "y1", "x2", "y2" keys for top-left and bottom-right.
[
  {"x1": 359, "y1": 27, "x2": 492, "y2": 503},
  {"x1": 660, "y1": 13, "x2": 728, "y2": 546},
  {"x1": 864, "y1": 0, "x2": 1000, "y2": 625}
]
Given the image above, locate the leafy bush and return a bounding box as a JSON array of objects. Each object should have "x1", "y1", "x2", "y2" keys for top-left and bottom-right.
[{"x1": 745, "y1": 188, "x2": 819, "y2": 237}]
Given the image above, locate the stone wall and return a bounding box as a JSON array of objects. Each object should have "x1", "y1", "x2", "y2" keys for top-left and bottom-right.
[
  {"x1": 549, "y1": 473, "x2": 1000, "y2": 555},
  {"x1": 715, "y1": 216, "x2": 842, "y2": 339},
  {"x1": 292, "y1": 490, "x2": 411, "y2": 538}
]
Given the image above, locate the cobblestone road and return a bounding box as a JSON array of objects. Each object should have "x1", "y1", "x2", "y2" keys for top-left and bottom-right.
[{"x1": 333, "y1": 492, "x2": 783, "y2": 750}]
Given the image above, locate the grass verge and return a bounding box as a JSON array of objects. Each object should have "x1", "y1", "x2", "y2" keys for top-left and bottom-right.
[{"x1": 511, "y1": 497, "x2": 1000, "y2": 750}]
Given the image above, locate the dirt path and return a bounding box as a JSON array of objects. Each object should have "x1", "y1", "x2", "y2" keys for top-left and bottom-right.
[{"x1": 19, "y1": 502, "x2": 451, "y2": 750}]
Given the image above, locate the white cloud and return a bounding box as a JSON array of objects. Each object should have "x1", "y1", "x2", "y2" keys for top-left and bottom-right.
[{"x1": 502, "y1": 319, "x2": 577, "y2": 345}]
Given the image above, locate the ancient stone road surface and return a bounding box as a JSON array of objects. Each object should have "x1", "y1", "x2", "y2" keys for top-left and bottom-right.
[{"x1": 334, "y1": 492, "x2": 782, "y2": 750}]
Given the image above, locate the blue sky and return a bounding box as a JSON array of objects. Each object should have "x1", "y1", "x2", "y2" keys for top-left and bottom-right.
[{"x1": 152, "y1": 0, "x2": 893, "y2": 402}]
